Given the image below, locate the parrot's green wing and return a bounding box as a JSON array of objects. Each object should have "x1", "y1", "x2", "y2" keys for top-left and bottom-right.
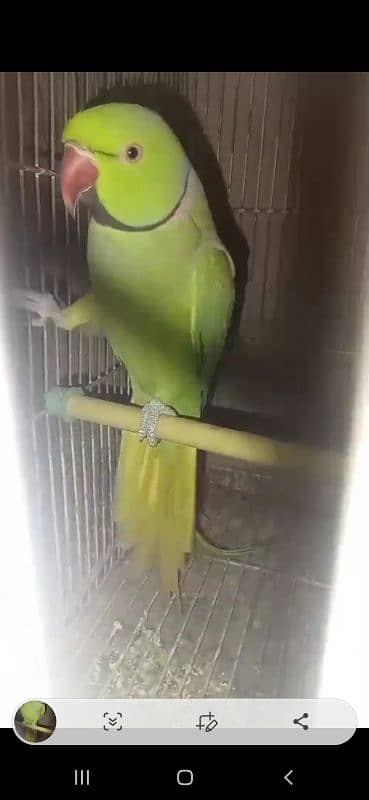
[
  {"x1": 191, "y1": 244, "x2": 247, "y2": 561},
  {"x1": 191, "y1": 245, "x2": 235, "y2": 408}
]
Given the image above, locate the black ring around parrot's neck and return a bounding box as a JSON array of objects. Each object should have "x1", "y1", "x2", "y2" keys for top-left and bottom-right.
[{"x1": 81, "y1": 171, "x2": 190, "y2": 232}]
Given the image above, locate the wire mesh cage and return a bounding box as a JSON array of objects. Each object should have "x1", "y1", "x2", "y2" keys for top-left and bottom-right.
[{"x1": 1, "y1": 71, "x2": 365, "y2": 698}]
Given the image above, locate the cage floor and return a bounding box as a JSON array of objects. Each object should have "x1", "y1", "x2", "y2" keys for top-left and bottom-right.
[{"x1": 58, "y1": 466, "x2": 335, "y2": 699}]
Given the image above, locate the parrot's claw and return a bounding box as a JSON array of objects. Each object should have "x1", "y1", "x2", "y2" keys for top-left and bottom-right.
[
  {"x1": 138, "y1": 398, "x2": 177, "y2": 447},
  {"x1": 11, "y1": 289, "x2": 65, "y2": 328}
]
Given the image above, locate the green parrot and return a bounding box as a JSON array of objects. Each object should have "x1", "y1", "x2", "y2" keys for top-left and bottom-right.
[
  {"x1": 18, "y1": 103, "x2": 238, "y2": 593},
  {"x1": 20, "y1": 700, "x2": 46, "y2": 742},
  {"x1": 20, "y1": 700, "x2": 46, "y2": 725}
]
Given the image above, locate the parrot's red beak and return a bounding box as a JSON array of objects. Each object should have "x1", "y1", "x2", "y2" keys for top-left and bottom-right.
[{"x1": 60, "y1": 144, "x2": 98, "y2": 216}]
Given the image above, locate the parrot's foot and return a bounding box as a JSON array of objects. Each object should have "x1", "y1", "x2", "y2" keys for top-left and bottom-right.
[
  {"x1": 138, "y1": 398, "x2": 177, "y2": 447},
  {"x1": 11, "y1": 289, "x2": 65, "y2": 328}
]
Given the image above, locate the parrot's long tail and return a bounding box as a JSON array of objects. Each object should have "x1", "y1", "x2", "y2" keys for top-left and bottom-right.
[{"x1": 114, "y1": 431, "x2": 197, "y2": 593}]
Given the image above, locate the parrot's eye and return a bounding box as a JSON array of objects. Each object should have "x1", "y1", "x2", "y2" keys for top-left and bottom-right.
[{"x1": 122, "y1": 143, "x2": 143, "y2": 163}]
